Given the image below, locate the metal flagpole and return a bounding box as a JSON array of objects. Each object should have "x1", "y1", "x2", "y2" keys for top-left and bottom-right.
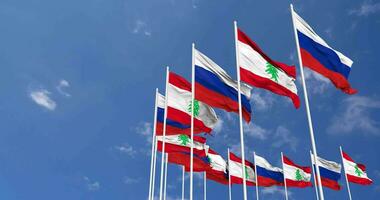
[
  {"x1": 310, "y1": 151, "x2": 320, "y2": 200},
  {"x1": 234, "y1": 20, "x2": 248, "y2": 200},
  {"x1": 290, "y1": 4, "x2": 325, "y2": 200},
  {"x1": 182, "y1": 166, "x2": 185, "y2": 200},
  {"x1": 281, "y1": 152, "x2": 289, "y2": 200},
  {"x1": 159, "y1": 67, "x2": 170, "y2": 200},
  {"x1": 340, "y1": 146, "x2": 353, "y2": 200},
  {"x1": 151, "y1": 135, "x2": 158, "y2": 200},
  {"x1": 253, "y1": 152, "x2": 259, "y2": 200},
  {"x1": 228, "y1": 148, "x2": 232, "y2": 200},
  {"x1": 148, "y1": 88, "x2": 159, "y2": 200},
  {"x1": 190, "y1": 43, "x2": 195, "y2": 200},
  {"x1": 164, "y1": 153, "x2": 168, "y2": 200},
  {"x1": 204, "y1": 172, "x2": 207, "y2": 200}
]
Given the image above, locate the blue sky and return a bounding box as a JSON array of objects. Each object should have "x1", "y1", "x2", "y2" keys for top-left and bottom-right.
[{"x1": 0, "y1": 0, "x2": 380, "y2": 199}]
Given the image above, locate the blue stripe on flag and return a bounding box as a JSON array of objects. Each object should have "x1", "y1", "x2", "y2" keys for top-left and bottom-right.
[
  {"x1": 256, "y1": 166, "x2": 284, "y2": 183},
  {"x1": 318, "y1": 166, "x2": 341, "y2": 182},
  {"x1": 157, "y1": 107, "x2": 190, "y2": 129},
  {"x1": 297, "y1": 31, "x2": 351, "y2": 78}
]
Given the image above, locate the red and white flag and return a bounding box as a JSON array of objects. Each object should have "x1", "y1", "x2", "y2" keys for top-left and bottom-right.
[
  {"x1": 237, "y1": 28, "x2": 300, "y2": 108},
  {"x1": 342, "y1": 151, "x2": 373, "y2": 185},
  {"x1": 283, "y1": 155, "x2": 312, "y2": 188},
  {"x1": 156, "y1": 134, "x2": 208, "y2": 155},
  {"x1": 206, "y1": 149, "x2": 229, "y2": 185},
  {"x1": 228, "y1": 152, "x2": 256, "y2": 186}
]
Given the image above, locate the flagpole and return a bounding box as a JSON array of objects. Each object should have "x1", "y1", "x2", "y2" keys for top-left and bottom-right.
[
  {"x1": 159, "y1": 67, "x2": 170, "y2": 200},
  {"x1": 254, "y1": 152, "x2": 259, "y2": 200},
  {"x1": 164, "y1": 153, "x2": 168, "y2": 200},
  {"x1": 204, "y1": 172, "x2": 207, "y2": 200},
  {"x1": 190, "y1": 42, "x2": 195, "y2": 200},
  {"x1": 152, "y1": 135, "x2": 158, "y2": 200},
  {"x1": 234, "y1": 20, "x2": 248, "y2": 200},
  {"x1": 281, "y1": 152, "x2": 289, "y2": 200},
  {"x1": 182, "y1": 166, "x2": 185, "y2": 200},
  {"x1": 340, "y1": 146, "x2": 353, "y2": 200},
  {"x1": 148, "y1": 88, "x2": 159, "y2": 200},
  {"x1": 310, "y1": 151, "x2": 320, "y2": 200},
  {"x1": 228, "y1": 148, "x2": 232, "y2": 200},
  {"x1": 290, "y1": 4, "x2": 325, "y2": 200}
]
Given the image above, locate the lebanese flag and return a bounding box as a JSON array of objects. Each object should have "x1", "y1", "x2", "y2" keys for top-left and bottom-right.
[
  {"x1": 206, "y1": 149, "x2": 229, "y2": 185},
  {"x1": 194, "y1": 48, "x2": 252, "y2": 122},
  {"x1": 237, "y1": 28, "x2": 300, "y2": 108},
  {"x1": 229, "y1": 152, "x2": 256, "y2": 186},
  {"x1": 342, "y1": 151, "x2": 373, "y2": 185},
  {"x1": 156, "y1": 134, "x2": 208, "y2": 155},
  {"x1": 167, "y1": 72, "x2": 218, "y2": 134},
  {"x1": 283, "y1": 155, "x2": 312, "y2": 188}
]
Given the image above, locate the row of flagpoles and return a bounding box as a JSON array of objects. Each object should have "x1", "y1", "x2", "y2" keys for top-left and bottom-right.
[{"x1": 146, "y1": 4, "x2": 372, "y2": 200}]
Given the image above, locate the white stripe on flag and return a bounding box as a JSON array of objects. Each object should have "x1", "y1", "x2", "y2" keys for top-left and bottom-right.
[{"x1": 283, "y1": 163, "x2": 311, "y2": 181}]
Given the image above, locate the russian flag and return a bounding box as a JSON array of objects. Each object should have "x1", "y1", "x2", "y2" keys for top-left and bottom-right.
[
  {"x1": 293, "y1": 10, "x2": 357, "y2": 94},
  {"x1": 166, "y1": 72, "x2": 218, "y2": 134},
  {"x1": 254, "y1": 154, "x2": 284, "y2": 187},
  {"x1": 282, "y1": 155, "x2": 312, "y2": 188},
  {"x1": 155, "y1": 93, "x2": 192, "y2": 135},
  {"x1": 311, "y1": 154, "x2": 342, "y2": 190},
  {"x1": 228, "y1": 152, "x2": 256, "y2": 186},
  {"x1": 194, "y1": 49, "x2": 252, "y2": 122},
  {"x1": 342, "y1": 150, "x2": 373, "y2": 185}
]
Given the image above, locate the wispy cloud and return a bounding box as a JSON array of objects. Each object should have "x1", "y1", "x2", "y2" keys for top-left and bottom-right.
[
  {"x1": 244, "y1": 123, "x2": 269, "y2": 140},
  {"x1": 349, "y1": 1, "x2": 380, "y2": 16},
  {"x1": 124, "y1": 176, "x2": 141, "y2": 184},
  {"x1": 261, "y1": 186, "x2": 292, "y2": 197},
  {"x1": 132, "y1": 20, "x2": 151, "y2": 36},
  {"x1": 302, "y1": 68, "x2": 331, "y2": 94},
  {"x1": 328, "y1": 96, "x2": 380, "y2": 135},
  {"x1": 213, "y1": 118, "x2": 224, "y2": 134},
  {"x1": 136, "y1": 122, "x2": 153, "y2": 143},
  {"x1": 272, "y1": 126, "x2": 298, "y2": 152},
  {"x1": 29, "y1": 89, "x2": 57, "y2": 111},
  {"x1": 251, "y1": 91, "x2": 275, "y2": 111},
  {"x1": 83, "y1": 176, "x2": 100, "y2": 191},
  {"x1": 113, "y1": 143, "x2": 137, "y2": 157},
  {"x1": 56, "y1": 79, "x2": 71, "y2": 97}
]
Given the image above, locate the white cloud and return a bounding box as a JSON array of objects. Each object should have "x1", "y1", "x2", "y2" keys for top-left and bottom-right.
[
  {"x1": 261, "y1": 186, "x2": 292, "y2": 197},
  {"x1": 124, "y1": 176, "x2": 140, "y2": 184},
  {"x1": 114, "y1": 143, "x2": 137, "y2": 157},
  {"x1": 271, "y1": 126, "x2": 298, "y2": 152},
  {"x1": 328, "y1": 96, "x2": 380, "y2": 135},
  {"x1": 136, "y1": 122, "x2": 153, "y2": 143},
  {"x1": 29, "y1": 89, "x2": 57, "y2": 111},
  {"x1": 83, "y1": 176, "x2": 100, "y2": 191},
  {"x1": 302, "y1": 68, "x2": 331, "y2": 94},
  {"x1": 349, "y1": 1, "x2": 380, "y2": 16},
  {"x1": 251, "y1": 91, "x2": 275, "y2": 111},
  {"x1": 244, "y1": 123, "x2": 269, "y2": 140},
  {"x1": 212, "y1": 118, "x2": 224, "y2": 134},
  {"x1": 56, "y1": 79, "x2": 71, "y2": 97},
  {"x1": 132, "y1": 20, "x2": 151, "y2": 36}
]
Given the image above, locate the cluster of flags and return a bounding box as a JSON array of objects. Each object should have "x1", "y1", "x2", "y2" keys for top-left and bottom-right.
[{"x1": 147, "y1": 4, "x2": 373, "y2": 200}]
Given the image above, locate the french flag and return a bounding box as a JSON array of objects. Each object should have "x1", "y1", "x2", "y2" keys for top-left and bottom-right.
[
  {"x1": 155, "y1": 93, "x2": 192, "y2": 135},
  {"x1": 254, "y1": 154, "x2": 284, "y2": 187},
  {"x1": 228, "y1": 152, "x2": 256, "y2": 186},
  {"x1": 342, "y1": 150, "x2": 373, "y2": 185},
  {"x1": 311, "y1": 154, "x2": 342, "y2": 190},
  {"x1": 194, "y1": 49, "x2": 252, "y2": 122},
  {"x1": 166, "y1": 72, "x2": 218, "y2": 134},
  {"x1": 293, "y1": 10, "x2": 357, "y2": 94},
  {"x1": 282, "y1": 155, "x2": 312, "y2": 188}
]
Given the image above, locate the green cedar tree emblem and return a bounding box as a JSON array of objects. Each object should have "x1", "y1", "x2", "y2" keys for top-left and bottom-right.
[
  {"x1": 265, "y1": 62, "x2": 279, "y2": 82},
  {"x1": 187, "y1": 99, "x2": 200, "y2": 117},
  {"x1": 245, "y1": 166, "x2": 250, "y2": 179},
  {"x1": 295, "y1": 169, "x2": 304, "y2": 181},
  {"x1": 207, "y1": 156, "x2": 212, "y2": 164},
  {"x1": 354, "y1": 165, "x2": 363, "y2": 177},
  {"x1": 177, "y1": 134, "x2": 190, "y2": 146}
]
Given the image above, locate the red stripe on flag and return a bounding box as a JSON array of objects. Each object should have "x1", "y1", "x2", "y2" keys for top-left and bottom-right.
[
  {"x1": 283, "y1": 155, "x2": 311, "y2": 173},
  {"x1": 237, "y1": 28, "x2": 297, "y2": 78},
  {"x1": 285, "y1": 179, "x2": 312, "y2": 188},
  {"x1": 230, "y1": 176, "x2": 256, "y2": 186},
  {"x1": 347, "y1": 174, "x2": 373, "y2": 185},
  {"x1": 240, "y1": 68, "x2": 300, "y2": 108},
  {"x1": 195, "y1": 82, "x2": 251, "y2": 122},
  {"x1": 300, "y1": 48, "x2": 357, "y2": 94},
  {"x1": 167, "y1": 107, "x2": 212, "y2": 134},
  {"x1": 257, "y1": 176, "x2": 284, "y2": 187},
  {"x1": 169, "y1": 72, "x2": 191, "y2": 92}
]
